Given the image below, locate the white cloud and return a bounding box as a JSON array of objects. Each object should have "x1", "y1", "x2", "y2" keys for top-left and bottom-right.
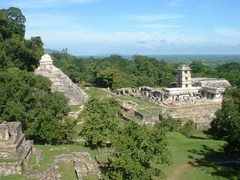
[
  {"x1": 135, "y1": 24, "x2": 181, "y2": 29},
  {"x1": 125, "y1": 14, "x2": 185, "y2": 22},
  {"x1": 168, "y1": 0, "x2": 195, "y2": 6},
  {"x1": 214, "y1": 28, "x2": 240, "y2": 38}
]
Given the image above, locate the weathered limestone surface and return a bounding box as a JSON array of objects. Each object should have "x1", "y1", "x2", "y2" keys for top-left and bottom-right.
[
  {"x1": 0, "y1": 162, "x2": 22, "y2": 176},
  {"x1": 35, "y1": 54, "x2": 87, "y2": 105},
  {"x1": 0, "y1": 122, "x2": 32, "y2": 176},
  {"x1": 161, "y1": 101, "x2": 222, "y2": 128}
]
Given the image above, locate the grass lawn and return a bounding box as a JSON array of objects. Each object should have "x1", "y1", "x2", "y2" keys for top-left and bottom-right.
[
  {"x1": 59, "y1": 161, "x2": 77, "y2": 180},
  {"x1": 69, "y1": 105, "x2": 81, "y2": 112},
  {"x1": 30, "y1": 144, "x2": 97, "y2": 172},
  {"x1": 116, "y1": 95, "x2": 160, "y2": 109},
  {"x1": 166, "y1": 131, "x2": 240, "y2": 180},
  {"x1": 78, "y1": 84, "x2": 110, "y2": 98},
  {"x1": 0, "y1": 175, "x2": 27, "y2": 180}
]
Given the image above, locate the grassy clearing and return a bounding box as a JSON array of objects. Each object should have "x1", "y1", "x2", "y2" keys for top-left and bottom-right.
[
  {"x1": 28, "y1": 153, "x2": 36, "y2": 166},
  {"x1": 83, "y1": 175, "x2": 99, "y2": 180},
  {"x1": 166, "y1": 131, "x2": 240, "y2": 180},
  {"x1": 69, "y1": 105, "x2": 81, "y2": 112},
  {"x1": 116, "y1": 95, "x2": 159, "y2": 109},
  {"x1": 31, "y1": 144, "x2": 97, "y2": 172},
  {"x1": 78, "y1": 84, "x2": 110, "y2": 98},
  {"x1": 59, "y1": 162, "x2": 77, "y2": 180},
  {"x1": 0, "y1": 158, "x2": 19, "y2": 162},
  {"x1": 0, "y1": 175, "x2": 27, "y2": 180}
]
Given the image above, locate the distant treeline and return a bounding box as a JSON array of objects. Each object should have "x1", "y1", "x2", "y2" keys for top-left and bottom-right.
[{"x1": 51, "y1": 50, "x2": 240, "y2": 89}]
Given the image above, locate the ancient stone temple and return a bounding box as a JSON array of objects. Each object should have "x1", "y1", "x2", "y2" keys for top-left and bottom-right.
[
  {"x1": 0, "y1": 122, "x2": 32, "y2": 176},
  {"x1": 35, "y1": 54, "x2": 87, "y2": 105},
  {"x1": 116, "y1": 65, "x2": 231, "y2": 128}
]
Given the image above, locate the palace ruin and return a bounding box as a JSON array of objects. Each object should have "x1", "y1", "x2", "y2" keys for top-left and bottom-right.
[{"x1": 116, "y1": 65, "x2": 231, "y2": 128}]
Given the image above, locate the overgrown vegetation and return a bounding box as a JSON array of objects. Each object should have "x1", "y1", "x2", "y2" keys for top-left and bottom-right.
[
  {"x1": 51, "y1": 52, "x2": 240, "y2": 90},
  {"x1": 0, "y1": 7, "x2": 73, "y2": 144},
  {"x1": 209, "y1": 87, "x2": 240, "y2": 158},
  {"x1": 159, "y1": 116, "x2": 195, "y2": 137},
  {"x1": 0, "y1": 7, "x2": 44, "y2": 71},
  {"x1": 79, "y1": 97, "x2": 171, "y2": 179}
]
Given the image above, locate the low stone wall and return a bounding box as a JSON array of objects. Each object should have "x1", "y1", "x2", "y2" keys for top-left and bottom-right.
[
  {"x1": 0, "y1": 161, "x2": 22, "y2": 176},
  {"x1": 134, "y1": 110, "x2": 160, "y2": 125},
  {"x1": 162, "y1": 101, "x2": 222, "y2": 128},
  {"x1": 53, "y1": 152, "x2": 101, "y2": 179},
  {"x1": 134, "y1": 111, "x2": 144, "y2": 120},
  {"x1": 27, "y1": 152, "x2": 101, "y2": 180},
  {"x1": 121, "y1": 114, "x2": 131, "y2": 122},
  {"x1": 40, "y1": 164, "x2": 61, "y2": 180}
]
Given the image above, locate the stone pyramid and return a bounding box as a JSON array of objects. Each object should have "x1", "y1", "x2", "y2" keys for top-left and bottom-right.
[{"x1": 34, "y1": 54, "x2": 87, "y2": 105}]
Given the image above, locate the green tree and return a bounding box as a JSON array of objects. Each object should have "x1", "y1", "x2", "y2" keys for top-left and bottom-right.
[
  {"x1": 0, "y1": 70, "x2": 70, "y2": 144},
  {"x1": 159, "y1": 116, "x2": 182, "y2": 132},
  {"x1": 0, "y1": 7, "x2": 26, "y2": 40},
  {"x1": 190, "y1": 60, "x2": 217, "y2": 78},
  {"x1": 79, "y1": 97, "x2": 121, "y2": 148},
  {"x1": 179, "y1": 120, "x2": 195, "y2": 137},
  {"x1": 0, "y1": 7, "x2": 44, "y2": 71},
  {"x1": 106, "y1": 121, "x2": 171, "y2": 179},
  {"x1": 217, "y1": 62, "x2": 240, "y2": 87},
  {"x1": 209, "y1": 87, "x2": 240, "y2": 158}
]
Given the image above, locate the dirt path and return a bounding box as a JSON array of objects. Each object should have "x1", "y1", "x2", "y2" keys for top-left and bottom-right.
[{"x1": 167, "y1": 163, "x2": 192, "y2": 180}]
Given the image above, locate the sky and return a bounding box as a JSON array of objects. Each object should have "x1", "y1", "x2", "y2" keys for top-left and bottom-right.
[{"x1": 1, "y1": 0, "x2": 240, "y2": 55}]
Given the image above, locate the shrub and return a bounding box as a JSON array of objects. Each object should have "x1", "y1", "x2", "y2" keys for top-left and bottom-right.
[
  {"x1": 160, "y1": 116, "x2": 182, "y2": 132},
  {"x1": 180, "y1": 120, "x2": 195, "y2": 137}
]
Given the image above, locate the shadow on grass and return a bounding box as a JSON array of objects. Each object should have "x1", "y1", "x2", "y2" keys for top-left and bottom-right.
[
  {"x1": 189, "y1": 135, "x2": 208, "y2": 140},
  {"x1": 188, "y1": 145, "x2": 240, "y2": 179}
]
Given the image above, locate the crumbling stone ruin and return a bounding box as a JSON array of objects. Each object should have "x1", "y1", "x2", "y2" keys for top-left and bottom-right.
[
  {"x1": 116, "y1": 65, "x2": 231, "y2": 128},
  {"x1": 27, "y1": 152, "x2": 101, "y2": 180},
  {"x1": 0, "y1": 122, "x2": 32, "y2": 176},
  {"x1": 35, "y1": 54, "x2": 87, "y2": 105}
]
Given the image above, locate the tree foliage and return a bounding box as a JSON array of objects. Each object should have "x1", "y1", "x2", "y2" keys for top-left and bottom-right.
[
  {"x1": 209, "y1": 87, "x2": 240, "y2": 158},
  {"x1": 51, "y1": 53, "x2": 177, "y2": 89},
  {"x1": 217, "y1": 62, "x2": 240, "y2": 87},
  {"x1": 79, "y1": 97, "x2": 121, "y2": 148},
  {"x1": 0, "y1": 70, "x2": 71, "y2": 144},
  {"x1": 189, "y1": 60, "x2": 217, "y2": 78},
  {"x1": 0, "y1": 7, "x2": 44, "y2": 71},
  {"x1": 179, "y1": 120, "x2": 195, "y2": 138},
  {"x1": 106, "y1": 121, "x2": 171, "y2": 180},
  {"x1": 79, "y1": 97, "x2": 171, "y2": 179}
]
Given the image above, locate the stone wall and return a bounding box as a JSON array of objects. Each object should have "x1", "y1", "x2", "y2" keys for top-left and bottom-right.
[
  {"x1": 134, "y1": 110, "x2": 160, "y2": 125},
  {"x1": 0, "y1": 161, "x2": 22, "y2": 176},
  {"x1": 161, "y1": 101, "x2": 222, "y2": 128},
  {"x1": 0, "y1": 122, "x2": 33, "y2": 176}
]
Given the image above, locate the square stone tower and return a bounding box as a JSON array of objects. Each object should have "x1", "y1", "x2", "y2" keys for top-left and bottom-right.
[{"x1": 176, "y1": 65, "x2": 192, "y2": 88}]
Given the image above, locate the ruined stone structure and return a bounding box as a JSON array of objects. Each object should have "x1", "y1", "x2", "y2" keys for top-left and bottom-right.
[
  {"x1": 35, "y1": 54, "x2": 87, "y2": 105},
  {"x1": 116, "y1": 65, "x2": 231, "y2": 127},
  {"x1": 27, "y1": 152, "x2": 101, "y2": 180},
  {"x1": 0, "y1": 122, "x2": 32, "y2": 176}
]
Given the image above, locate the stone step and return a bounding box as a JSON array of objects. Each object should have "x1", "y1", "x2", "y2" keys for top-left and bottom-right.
[{"x1": 0, "y1": 143, "x2": 14, "y2": 148}]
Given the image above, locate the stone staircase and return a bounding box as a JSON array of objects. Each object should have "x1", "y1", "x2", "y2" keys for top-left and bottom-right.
[
  {"x1": 0, "y1": 139, "x2": 18, "y2": 159},
  {"x1": 35, "y1": 66, "x2": 87, "y2": 105}
]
